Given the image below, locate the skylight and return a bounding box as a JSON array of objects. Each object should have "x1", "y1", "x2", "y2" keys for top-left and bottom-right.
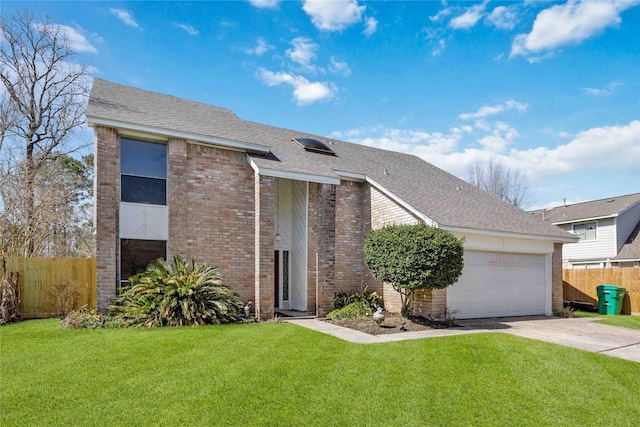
[{"x1": 293, "y1": 138, "x2": 336, "y2": 156}]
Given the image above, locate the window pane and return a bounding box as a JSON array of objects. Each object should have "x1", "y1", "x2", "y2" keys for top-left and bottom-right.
[
  {"x1": 121, "y1": 175, "x2": 166, "y2": 205},
  {"x1": 574, "y1": 222, "x2": 596, "y2": 241},
  {"x1": 121, "y1": 138, "x2": 167, "y2": 178},
  {"x1": 120, "y1": 239, "x2": 166, "y2": 281},
  {"x1": 585, "y1": 223, "x2": 597, "y2": 240}
]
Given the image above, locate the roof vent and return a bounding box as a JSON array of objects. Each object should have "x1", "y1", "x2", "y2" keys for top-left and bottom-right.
[{"x1": 293, "y1": 138, "x2": 336, "y2": 156}]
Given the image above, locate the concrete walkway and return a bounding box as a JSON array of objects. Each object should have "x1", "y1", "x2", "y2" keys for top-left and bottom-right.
[{"x1": 285, "y1": 316, "x2": 640, "y2": 363}]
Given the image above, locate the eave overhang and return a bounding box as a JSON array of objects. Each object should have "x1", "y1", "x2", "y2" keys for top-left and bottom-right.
[
  {"x1": 442, "y1": 225, "x2": 580, "y2": 244},
  {"x1": 87, "y1": 116, "x2": 271, "y2": 154},
  {"x1": 247, "y1": 156, "x2": 341, "y2": 185}
]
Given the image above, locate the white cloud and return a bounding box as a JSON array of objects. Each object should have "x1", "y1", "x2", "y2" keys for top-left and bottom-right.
[
  {"x1": 257, "y1": 68, "x2": 336, "y2": 105},
  {"x1": 286, "y1": 37, "x2": 318, "y2": 71},
  {"x1": 248, "y1": 0, "x2": 279, "y2": 8},
  {"x1": 432, "y1": 39, "x2": 446, "y2": 56},
  {"x1": 459, "y1": 100, "x2": 528, "y2": 120},
  {"x1": 109, "y1": 8, "x2": 139, "y2": 28},
  {"x1": 510, "y1": 120, "x2": 640, "y2": 176},
  {"x1": 430, "y1": 7, "x2": 452, "y2": 23},
  {"x1": 332, "y1": 120, "x2": 640, "y2": 185},
  {"x1": 583, "y1": 80, "x2": 623, "y2": 96},
  {"x1": 478, "y1": 122, "x2": 519, "y2": 152},
  {"x1": 244, "y1": 37, "x2": 273, "y2": 56},
  {"x1": 511, "y1": 0, "x2": 640, "y2": 60},
  {"x1": 331, "y1": 125, "x2": 465, "y2": 160},
  {"x1": 486, "y1": 5, "x2": 519, "y2": 30},
  {"x1": 329, "y1": 57, "x2": 351, "y2": 76},
  {"x1": 363, "y1": 17, "x2": 378, "y2": 35},
  {"x1": 174, "y1": 23, "x2": 198, "y2": 35},
  {"x1": 449, "y1": 1, "x2": 489, "y2": 30},
  {"x1": 46, "y1": 24, "x2": 98, "y2": 54},
  {"x1": 302, "y1": 0, "x2": 365, "y2": 31}
]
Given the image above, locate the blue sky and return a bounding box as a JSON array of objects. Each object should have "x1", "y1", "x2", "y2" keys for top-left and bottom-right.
[{"x1": 6, "y1": 0, "x2": 639, "y2": 209}]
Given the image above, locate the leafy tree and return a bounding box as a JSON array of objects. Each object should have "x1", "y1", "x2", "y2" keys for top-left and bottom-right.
[
  {"x1": 0, "y1": 9, "x2": 91, "y2": 255},
  {"x1": 110, "y1": 255, "x2": 244, "y2": 327},
  {"x1": 465, "y1": 158, "x2": 533, "y2": 208},
  {"x1": 364, "y1": 224, "x2": 464, "y2": 317}
]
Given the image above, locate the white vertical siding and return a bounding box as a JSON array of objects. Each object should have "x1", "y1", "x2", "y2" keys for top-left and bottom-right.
[
  {"x1": 275, "y1": 178, "x2": 307, "y2": 311},
  {"x1": 275, "y1": 179, "x2": 293, "y2": 250},
  {"x1": 561, "y1": 218, "x2": 616, "y2": 260},
  {"x1": 616, "y1": 202, "x2": 640, "y2": 252},
  {"x1": 291, "y1": 180, "x2": 308, "y2": 311}
]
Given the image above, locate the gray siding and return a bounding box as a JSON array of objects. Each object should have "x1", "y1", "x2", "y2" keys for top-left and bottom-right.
[
  {"x1": 561, "y1": 218, "x2": 616, "y2": 260},
  {"x1": 616, "y1": 202, "x2": 640, "y2": 252}
]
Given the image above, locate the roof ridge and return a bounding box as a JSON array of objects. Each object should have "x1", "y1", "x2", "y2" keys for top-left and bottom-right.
[
  {"x1": 92, "y1": 78, "x2": 239, "y2": 119},
  {"x1": 545, "y1": 192, "x2": 640, "y2": 210}
]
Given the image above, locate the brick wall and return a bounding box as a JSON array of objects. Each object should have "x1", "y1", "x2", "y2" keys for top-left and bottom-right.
[
  {"x1": 314, "y1": 183, "x2": 337, "y2": 316},
  {"x1": 307, "y1": 183, "x2": 319, "y2": 314},
  {"x1": 171, "y1": 144, "x2": 256, "y2": 303},
  {"x1": 254, "y1": 173, "x2": 275, "y2": 319},
  {"x1": 94, "y1": 126, "x2": 119, "y2": 311},
  {"x1": 334, "y1": 181, "x2": 366, "y2": 295},
  {"x1": 552, "y1": 243, "x2": 563, "y2": 310},
  {"x1": 370, "y1": 185, "x2": 419, "y2": 229}
]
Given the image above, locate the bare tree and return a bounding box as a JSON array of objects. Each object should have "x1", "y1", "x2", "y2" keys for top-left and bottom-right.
[
  {"x1": 465, "y1": 158, "x2": 533, "y2": 208},
  {"x1": 0, "y1": 154, "x2": 94, "y2": 257},
  {"x1": 0, "y1": 9, "x2": 90, "y2": 256}
]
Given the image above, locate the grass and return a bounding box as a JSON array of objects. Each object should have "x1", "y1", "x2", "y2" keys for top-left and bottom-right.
[
  {"x1": 1, "y1": 319, "x2": 639, "y2": 426},
  {"x1": 573, "y1": 310, "x2": 640, "y2": 330}
]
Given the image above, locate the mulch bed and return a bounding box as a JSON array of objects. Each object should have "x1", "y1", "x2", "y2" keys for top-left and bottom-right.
[{"x1": 323, "y1": 313, "x2": 459, "y2": 335}]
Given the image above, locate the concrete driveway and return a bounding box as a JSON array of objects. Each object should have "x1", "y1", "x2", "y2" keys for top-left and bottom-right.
[
  {"x1": 286, "y1": 316, "x2": 640, "y2": 363},
  {"x1": 461, "y1": 316, "x2": 640, "y2": 363}
]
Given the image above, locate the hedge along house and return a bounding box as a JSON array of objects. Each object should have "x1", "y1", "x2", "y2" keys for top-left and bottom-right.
[{"x1": 88, "y1": 79, "x2": 577, "y2": 320}]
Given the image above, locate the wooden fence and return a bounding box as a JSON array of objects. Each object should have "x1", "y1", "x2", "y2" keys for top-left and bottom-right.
[
  {"x1": 563, "y1": 268, "x2": 640, "y2": 314},
  {"x1": 3, "y1": 258, "x2": 96, "y2": 318}
]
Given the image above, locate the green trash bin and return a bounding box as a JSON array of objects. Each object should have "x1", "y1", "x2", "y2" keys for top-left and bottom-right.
[
  {"x1": 616, "y1": 288, "x2": 627, "y2": 315},
  {"x1": 596, "y1": 285, "x2": 623, "y2": 315}
]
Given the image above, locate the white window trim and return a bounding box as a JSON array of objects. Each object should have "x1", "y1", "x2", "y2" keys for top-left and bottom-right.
[{"x1": 572, "y1": 220, "x2": 598, "y2": 242}]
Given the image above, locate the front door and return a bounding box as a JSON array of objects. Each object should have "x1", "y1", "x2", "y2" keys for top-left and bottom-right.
[{"x1": 274, "y1": 249, "x2": 291, "y2": 310}]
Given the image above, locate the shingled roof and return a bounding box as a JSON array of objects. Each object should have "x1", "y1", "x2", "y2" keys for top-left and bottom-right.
[
  {"x1": 87, "y1": 78, "x2": 574, "y2": 241},
  {"x1": 616, "y1": 220, "x2": 640, "y2": 261},
  {"x1": 529, "y1": 193, "x2": 640, "y2": 224}
]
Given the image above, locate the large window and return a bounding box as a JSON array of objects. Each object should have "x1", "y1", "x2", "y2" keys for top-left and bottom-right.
[
  {"x1": 120, "y1": 239, "x2": 166, "y2": 288},
  {"x1": 120, "y1": 138, "x2": 167, "y2": 205},
  {"x1": 573, "y1": 222, "x2": 597, "y2": 242}
]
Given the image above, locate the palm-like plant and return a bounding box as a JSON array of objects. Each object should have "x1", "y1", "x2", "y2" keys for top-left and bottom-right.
[{"x1": 110, "y1": 255, "x2": 243, "y2": 327}]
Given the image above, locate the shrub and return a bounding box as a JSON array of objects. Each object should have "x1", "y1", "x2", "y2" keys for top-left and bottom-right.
[
  {"x1": 326, "y1": 300, "x2": 374, "y2": 320},
  {"x1": 364, "y1": 224, "x2": 464, "y2": 317},
  {"x1": 110, "y1": 255, "x2": 243, "y2": 327},
  {"x1": 61, "y1": 305, "x2": 124, "y2": 329},
  {"x1": 554, "y1": 307, "x2": 575, "y2": 318},
  {"x1": 334, "y1": 286, "x2": 382, "y2": 311},
  {"x1": 47, "y1": 279, "x2": 80, "y2": 319}
]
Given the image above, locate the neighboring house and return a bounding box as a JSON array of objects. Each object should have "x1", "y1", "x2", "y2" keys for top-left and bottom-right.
[
  {"x1": 87, "y1": 79, "x2": 577, "y2": 320},
  {"x1": 530, "y1": 193, "x2": 640, "y2": 269}
]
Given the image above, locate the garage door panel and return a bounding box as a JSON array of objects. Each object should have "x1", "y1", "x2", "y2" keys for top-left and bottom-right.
[{"x1": 448, "y1": 250, "x2": 547, "y2": 319}]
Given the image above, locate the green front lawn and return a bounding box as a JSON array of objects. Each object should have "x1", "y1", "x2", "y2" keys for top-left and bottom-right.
[
  {"x1": 1, "y1": 319, "x2": 639, "y2": 426},
  {"x1": 574, "y1": 311, "x2": 640, "y2": 330}
]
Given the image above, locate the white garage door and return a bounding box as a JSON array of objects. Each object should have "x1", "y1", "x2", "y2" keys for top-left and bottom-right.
[{"x1": 447, "y1": 251, "x2": 547, "y2": 319}]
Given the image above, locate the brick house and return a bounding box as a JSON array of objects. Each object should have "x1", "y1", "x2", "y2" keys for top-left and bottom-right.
[{"x1": 88, "y1": 79, "x2": 577, "y2": 320}]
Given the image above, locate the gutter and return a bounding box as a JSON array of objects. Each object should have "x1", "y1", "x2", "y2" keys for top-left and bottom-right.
[{"x1": 87, "y1": 116, "x2": 270, "y2": 154}]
